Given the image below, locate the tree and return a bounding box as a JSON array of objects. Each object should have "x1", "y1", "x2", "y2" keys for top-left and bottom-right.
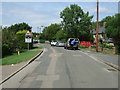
[
  {"x1": 16, "y1": 30, "x2": 33, "y2": 50},
  {"x1": 99, "y1": 16, "x2": 113, "y2": 26},
  {"x1": 60, "y1": 4, "x2": 93, "y2": 41},
  {"x1": 7, "y1": 22, "x2": 32, "y2": 33},
  {"x1": 105, "y1": 14, "x2": 120, "y2": 54},
  {"x1": 55, "y1": 29, "x2": 67, "y2": 41},
  {"x1": 2, "y1": 27, "x2": 17, "y2": 53},
  {"x1": 2, "y1": 22, "x2": 32, "y2": 56},
  {"x1": 42, "y1": 24, "x2": 62, "y2": 41}
]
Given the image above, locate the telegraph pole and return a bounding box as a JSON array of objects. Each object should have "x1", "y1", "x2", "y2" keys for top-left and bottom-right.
[{"x1": 96, "y1": 0, "x2": 99, "y2": 52}]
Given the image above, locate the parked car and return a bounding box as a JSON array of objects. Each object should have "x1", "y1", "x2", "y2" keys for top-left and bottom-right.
[
  {"x1": 64, "y1": 38, "x2": 80, "y2": 50},
  {"x1": 56, "y1": 41, "x2": 65, "y2": 47},
  {"x1": 50, "y1": 40, "x2": 57, "y2": 46}
]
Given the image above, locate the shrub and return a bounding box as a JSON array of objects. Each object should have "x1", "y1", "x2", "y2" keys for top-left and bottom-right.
[
  {"x1": 91, "y1": 45, "x2": 96, "y2": 48},
  {"x1": 79, "y1": 45, "x2": 88, "y2": 48},
  {"x1": 106, "y1": 45, "x2": 114, "y2": 49},
  {"x1": 2, "y1": 44, "x2": 11, "y2": 57},
  {"x1": 40, "y1": 39, "x2": 45, "y2": 43}
]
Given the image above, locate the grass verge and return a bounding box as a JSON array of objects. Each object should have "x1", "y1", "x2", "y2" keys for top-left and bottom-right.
[
  {"x1": 81, "y1": 48, "x2": 116, "y2": 55},
  {"x1": 0, "y1": 46, "x2": 43, "y2": 65}
]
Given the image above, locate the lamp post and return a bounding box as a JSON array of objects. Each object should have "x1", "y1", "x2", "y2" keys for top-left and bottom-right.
[{"x1": 96, "y1": 0, "x2": 99, "y2": 52}]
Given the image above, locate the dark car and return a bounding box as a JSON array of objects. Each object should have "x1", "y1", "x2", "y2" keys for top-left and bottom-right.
[{"x1": 64, "y1": 38, "x2": 80, "y2": 50}]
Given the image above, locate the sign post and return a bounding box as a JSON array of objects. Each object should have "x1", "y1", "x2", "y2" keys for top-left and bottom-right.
[{"x1": 25, "y1": 30, "x2": 32, "y2": 50}]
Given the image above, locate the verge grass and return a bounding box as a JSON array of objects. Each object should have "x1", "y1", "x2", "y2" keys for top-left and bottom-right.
[{"x1": 1, "y1": 46, "x2": 43, "y2": 65}]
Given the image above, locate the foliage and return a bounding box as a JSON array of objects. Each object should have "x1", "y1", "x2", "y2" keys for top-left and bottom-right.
[
  {"x1": 105, "y1": 14, "x2": 120, "y2": 54},
  {"x1": 60, "y1": 4, "x2": 94, "y2": 41},
  {"x1": 32, "y1": 32, "x2": 41, "y2": 39},
  {"x1": 2, "y1": 22, "x2": 33, "y2": 57},
  {"x1": 2, "y1": 27, "x2": 18, "y2": 53},
  {"x1": 79, "y1": 45, "x2": 88, "y2": 48},
  {"x1": 7, "y1": 22, "x2": 32, "y2": 33},
  {"x1": 91, "y1": 45, "x2": 96, "y2": 48},
  {"x1": 40, "y1": 39, "x2": 45, "y2": 43},
  {"x1": 2, "y1": 44, "x2": 11, "y2": 57},
  {"x1": 106, "y1": 45, "x2": 114, "y2": 49},
  {"x1": 16, "y1": 30, "x2": 33, "y2": 49},
  {"x1": 55, "y1": 29, "x2": 67, "y2": 41},
  {"x1": 42, "y1": 24, "x2": 62, "y2": 41},
  {"x1": 99, "y1": 16, "x2": 113, "y2": 26}
]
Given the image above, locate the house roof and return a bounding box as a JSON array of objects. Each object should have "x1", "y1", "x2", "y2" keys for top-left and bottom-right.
[{"x1": 92, "y1": 26, "x2": 105, "y2": 34}]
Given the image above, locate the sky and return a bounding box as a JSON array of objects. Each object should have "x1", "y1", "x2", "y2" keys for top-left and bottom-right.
[{"x1": 1, "y1": 1, "x2": 119, "y2": 32}]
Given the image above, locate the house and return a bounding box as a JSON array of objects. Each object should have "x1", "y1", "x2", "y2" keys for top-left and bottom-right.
[
  {"x1": 91, "y1": 26, "x2": 113, "y2": 44},
  {"x1": 92, "y1": 26, "x2": 105, "y2": 39}
]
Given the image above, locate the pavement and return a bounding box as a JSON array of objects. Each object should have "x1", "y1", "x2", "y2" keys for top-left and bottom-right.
[
  {"x1": 81, "y1": 49, "x2": 119, "y2": 66},
  {"x1": 1, "y1": 44, "x2": 119, "y2": 88},
  {"x1": 0, "y1": 45, "x2": 43, "y2": 83}
]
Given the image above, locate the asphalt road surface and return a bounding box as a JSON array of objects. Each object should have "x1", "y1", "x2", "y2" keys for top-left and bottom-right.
[{"x1": 1, "y1": 44, "x2": 119, "y2": 88}]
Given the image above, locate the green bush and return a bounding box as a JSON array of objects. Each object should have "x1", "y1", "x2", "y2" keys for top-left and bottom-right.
[
  {"x1": 40, "y1": 39, "x2": 45, "y2": 43},
  {"x1": 2, "y1": 44, "x2": 11, "y2": 57},
  {"x1": 79, "y1": 45, "x2": 88, "y2": 48},
  {"x1": 101, "y1": 43, "x2": 114, "y2": 50},
  {"x1": 106, "y1": 45, "x2": 114, "y2": 49},
  {"x1": 91, "y1": 46, "x2": 96, "y2": 48}
]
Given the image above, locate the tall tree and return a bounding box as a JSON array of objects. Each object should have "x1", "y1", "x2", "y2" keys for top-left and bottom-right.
[
  {"x1": 2, "y1": 22, "x2": 32, "y2": 56},
  {"x1": 105, "y1": 14, "x2": 120, "y2": 54},
  {"x1": 55, "y1": 29, "x2": 67, "y2": 41},
  {"x1": 99, "y1": 16, "x2": 113, "y2": 26},
  {"x1": 60, "y1": 4, "x2": 93, "y2": 41},
  {"x1": 42, "y1": 24, "x2": 61, "y2": 41},
  {"x1": 7, "y1": 22, "x2": 32, "y2": 33}
]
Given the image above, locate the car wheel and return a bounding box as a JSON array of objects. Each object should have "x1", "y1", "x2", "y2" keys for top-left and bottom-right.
[{"x1": 75, "y1": 47, "x2": 78, "y2": 50}]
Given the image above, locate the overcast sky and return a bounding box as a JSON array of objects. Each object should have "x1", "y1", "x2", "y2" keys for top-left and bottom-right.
[{"x1": 1, "y1": 1, "x2": 118, "y2": 32}]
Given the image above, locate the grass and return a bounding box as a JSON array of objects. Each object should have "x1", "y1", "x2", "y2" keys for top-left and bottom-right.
[{"x1": 0, "y1": 46, "x2": 43, "y2": 65}]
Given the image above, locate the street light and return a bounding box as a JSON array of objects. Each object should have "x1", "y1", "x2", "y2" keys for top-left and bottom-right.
[{"x1": 96, "y1": 0, "x2": 99, "y2": 52}]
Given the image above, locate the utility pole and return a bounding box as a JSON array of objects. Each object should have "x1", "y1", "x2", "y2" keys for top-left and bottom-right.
[{"x1": 96, "y1": 0, "x2": 99, "y2": 52}]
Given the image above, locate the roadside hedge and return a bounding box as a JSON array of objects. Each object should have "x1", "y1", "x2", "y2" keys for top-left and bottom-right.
[
  {"x1": 40, "y1": 39, "x2": 45, "y2": 43},
  {"x1": 2, "y1": 44, "x2": 12, "y2": 57}
]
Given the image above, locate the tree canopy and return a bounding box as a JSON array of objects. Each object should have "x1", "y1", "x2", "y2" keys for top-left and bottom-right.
[
  {"x1": 105, "y1": 14, "x2": 120, "y2": 53},
  {"x1": 42, "y1": 24, "x2": 62, "y2": 41},
  {"x1": 7, "y1": 22, "x2": 32, "y2": 33},
  {"x1": 60, "y1": 4, "x2": 93, "y2": 41},
  {"x1": 2, "y1": 22, "x2": 32, "y2": 56}
]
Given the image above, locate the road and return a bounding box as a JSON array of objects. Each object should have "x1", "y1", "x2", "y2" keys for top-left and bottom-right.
[{"x1": 1, "y1": 44, "x2": 118, "y2": 88}]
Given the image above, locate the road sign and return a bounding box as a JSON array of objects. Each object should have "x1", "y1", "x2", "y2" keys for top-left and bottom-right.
[
  {"x1": 25, "y1": 38, "x2": 32, "y2": 43},
  {"x1": 25, "y1": 30, "x2": 32, "y2": 43},
  {"x1": 25, "y1": 30, "x2": 32, "y2": 50}
]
